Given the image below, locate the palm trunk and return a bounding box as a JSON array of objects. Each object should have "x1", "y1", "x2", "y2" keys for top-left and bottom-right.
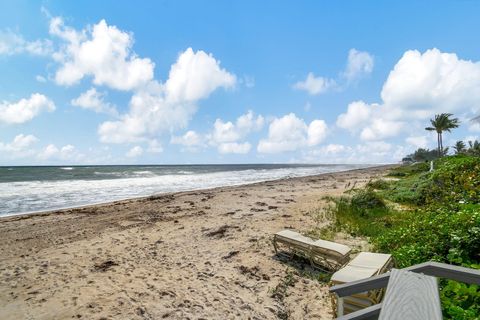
[
  {"x1": 440, "y1": 133, "x2": 443, "y2": 156},
  {"x1": 437, "y1": 133, "x2": 441, "y2": 157}
]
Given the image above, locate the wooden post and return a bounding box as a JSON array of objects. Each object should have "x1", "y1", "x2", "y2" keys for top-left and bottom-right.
[
  {"x1": 379, "y1": 269, "x2": 442, "y2": 320},
  {"x1": 337, "y1": 295, "x2": 344, "y2": 317}
]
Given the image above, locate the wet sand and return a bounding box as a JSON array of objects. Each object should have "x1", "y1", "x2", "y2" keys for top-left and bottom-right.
[{"x1": 0, "y1": 165, "x2": 394, "y2": 320}]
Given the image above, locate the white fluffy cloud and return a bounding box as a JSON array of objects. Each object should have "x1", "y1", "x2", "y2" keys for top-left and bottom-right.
[
  {"x1": 307, "y1": 120, "x2": 329, "y2": 146},
  {"x1": 209, "y1": 111, "x2": 263, "y2": 154},
  {"x1": 218, "y1": 142, "x2": 251, "y2": 154},
  {"x1": 37, "y1": 144, "x2": 79, "y2": 161},
  {"x1": 336, "y1": 101, "x2": 404, "y2": 141},
  {"x1": 0, "y1": 134, "x2": 38, "y2": 158},
  {"x1": 126, "y1": 146, "x2": 143, "y2": 158},
  {"x1": 171, "y1": 130, "x2": 205, "y2": 152},
  {"x1": 257, "y1": 113, "x2": 327, "y2": 153},
  {"x1": 164, "y1": 48, "x2": 236, "y2": 103},
  {"x1": 0, "y1": 93, "x2": 55, "y2": 124},
  {"x1": 303, "y1": 140, "x2": 406, "y2": 164},
  {"x1": 71, "y1": 88, "x2": 117, "y2": 115},
  {"x1": 211, "y1": 111, "x2": 263, "y2": 143},
  {"x1": 381, "y1": 48, "x2": 480, "y2": 119},
  {"x1": 406, "y1": 135, "x2": 429, "y2": 149},
  {"x1": 99, "y1": 48, "x2": 236, "y2": 144},
  {"x1": 338, "y1": 48, "x2": 480, "y2": 142},
  {"x1": 343, "y1": 48, "x2": 374, "y2": 82},
  {"x1": 293, "y1": 72, "x2": 336, "y2": 95},
  {"x1": 336, "y1": 101, "x2": 372, "y2": 131},
  {"x1": 294, "y1": 48, "x2": 374, "y2": 95},
  {"x1": 322, "y1": 144, "x2": 348, "y2": 154},
  {"x1": 360, "y1": 118, "x2": 404, "y2": 141},
  {"x1": 50, "y1": 18, "x2": 154, "y2": 91},
  {"x1": 0, "y1": 30, "x2": 52, "y2": 56}
]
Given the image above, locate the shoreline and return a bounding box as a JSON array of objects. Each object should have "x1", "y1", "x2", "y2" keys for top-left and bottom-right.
[
  {"x1": 0, "y1": 164, "x2": 396, "y2": 319},
  {"x1": 0, "y1": 164, "x2": 392, "y2": 221}
]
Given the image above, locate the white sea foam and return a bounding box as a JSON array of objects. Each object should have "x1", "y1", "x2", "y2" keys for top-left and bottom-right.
[{"x1": 0, "y1": 164, "x2": 369, "y2": 217}]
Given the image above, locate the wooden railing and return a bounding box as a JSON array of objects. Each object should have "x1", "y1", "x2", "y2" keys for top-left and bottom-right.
[{"x1": 329, "y1": 261, "x2": 480, "y2": 320}]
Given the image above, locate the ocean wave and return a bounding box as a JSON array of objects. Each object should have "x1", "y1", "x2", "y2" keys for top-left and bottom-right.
[
  {"x1": 60, "y1": 167, "x2": 74, "y2": 170},
  {"x1": 0, "y1": 164, "x2": 370, "y2": 216}
]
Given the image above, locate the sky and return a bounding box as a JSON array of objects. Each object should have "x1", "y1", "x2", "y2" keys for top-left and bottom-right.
[{"x1": 1, "y1": 1, "x2": 480, "y2": 165}]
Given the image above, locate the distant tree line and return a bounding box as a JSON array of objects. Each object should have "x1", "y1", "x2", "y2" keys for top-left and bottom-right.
[{"x1": 405, "y1": 113, "x2": 480, "y2": 162}]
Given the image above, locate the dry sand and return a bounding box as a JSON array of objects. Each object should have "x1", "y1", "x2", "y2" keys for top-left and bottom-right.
[{"x1": 0, "y1": 165, "x2": 394, "y2": 320}]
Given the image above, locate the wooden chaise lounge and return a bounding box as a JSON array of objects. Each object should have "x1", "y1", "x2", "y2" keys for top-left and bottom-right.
[
  {"x1": 273, "y1": 229, "x2": 352, "y2": 271},
  {"x1": 330, "y1": 252, "x2": 393, "y2": 316}
]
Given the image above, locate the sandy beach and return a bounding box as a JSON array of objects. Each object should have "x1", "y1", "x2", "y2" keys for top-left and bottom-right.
[{"x1": 0, "y1": 165, "x2": 394, "y2": 320}]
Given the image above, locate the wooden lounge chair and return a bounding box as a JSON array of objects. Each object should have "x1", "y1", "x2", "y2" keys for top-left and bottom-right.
[
  {"x1": 273, "y1": 229, "x2": 352, "y2": 271},
  {"x1": 330, "y1": 252, "x2": 393, "y2": 316}
]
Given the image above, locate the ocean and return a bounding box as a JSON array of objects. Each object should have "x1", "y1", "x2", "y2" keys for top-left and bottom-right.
[{"x1": 0, "y1": 164, "x2": 369, "y2": 217}]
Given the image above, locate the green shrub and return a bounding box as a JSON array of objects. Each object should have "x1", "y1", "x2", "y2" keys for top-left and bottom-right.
[
  {"x1": 381, "y1": 172, "x2": 431, "y2": 205},
  {"x1": 350, "y1": 189, "x2": 387, "y2": 212},
  {"x1": 329, "y1": 189, "x2": 392, "y2": 237},
  {"x1": 424, "y1": 155, "x2": 480, "y2": 205},
  {"x1": 366, "y1": 179, "x2": 390, "y2": 190},
  {"x1": 387, "y1": 162, "x2": 429, "y2": 177},
  {"x1": 441, "y1": 280, "x2": 480, "y2": 320},
  {"x1": 374, "y1": 204, "x2": 480, "y2": 267}
]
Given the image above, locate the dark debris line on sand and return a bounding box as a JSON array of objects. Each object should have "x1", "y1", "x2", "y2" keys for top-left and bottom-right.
[{"x1": 92, "y1": 260, "x2": 118, "y2": 272}]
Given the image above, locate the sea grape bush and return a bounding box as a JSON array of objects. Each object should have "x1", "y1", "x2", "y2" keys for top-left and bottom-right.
[
  {"x1": 328, "y1": 155, "x2": 480, "y2": 319},
  {"x1": 426, "y1": 156, "x2": 480, "y2": 205}
]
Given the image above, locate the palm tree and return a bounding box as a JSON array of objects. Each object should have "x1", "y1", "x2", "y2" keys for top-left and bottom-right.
[
  {"x1": 467, "y1": 140, "x2": 480, "y2": 156},
  {"x1": 453, "y1": 140, "x2": 466, "y2": 154},
  {"x1": 425, "y1": 113, "x2": 460, "y2": 156}
]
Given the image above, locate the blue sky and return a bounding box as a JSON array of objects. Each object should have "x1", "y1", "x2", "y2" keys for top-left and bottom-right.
[{"x1": 1, "y1": 1, "x2": 480, "y2": 165}]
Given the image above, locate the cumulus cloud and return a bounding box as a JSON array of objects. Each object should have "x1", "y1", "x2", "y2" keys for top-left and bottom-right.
[
  {"x1": 126, "y1": 145, "x2": 143, "y2": 158},
  {"x1": 71, "y1": 88, "x2": 118, "y2": 115},
  {"x1": 343, "y1": 48, "x2": 374, "y2": 82},
  {"x1": 381, "y1": 48, "x2": 480, "y2": 118},
  {"x1": 406, "y1": 135, "x2": 429, "y2": 149},
  {"x1": 164, "y1": 48, "x2": 236, "y2": 103},
  {"x1": 257, "y1": 113, "x2": 327, "y2": 153},
  {"x1": 99, "y1": 48, "x2": 236, "y2": 144},
  {"x1": 0, "y1": 30, "x2": 52, "y2": 56},
  {"x1": 303, "y1": 141, "x2": 404, "y2": 164},
  {"x1": 322, "y1": 144, "x2": 348, "y2": 154},
  {"x1": 307, "y1": 120, "x2": 329, "y2": 146},
  {"x1": 337, "y1": 48, "x2": 480, "y2": 142},
  {"x1": 218, "y1": 142, "x2": 251, "y2": 154},
  {"x1": 171, "y1": 130, "x2": 205, "y2": 152},
  {"x1": 293, "y1": 72, "x2": 336, "y2": 95},
  {"x1": 336, "y1": 101, "x2": 372, "y2": 131},
  {"x1": 37, "y1": 144, "x2": 80, "y2": 161},
  {"x1": 209, "y1": 110, "x2": 263, "y2": 154},
  {"x1": 211, "y1": 111, "x2": 263, "y2": 143},
  {"x1": 0, "y1": 93, "x2": 55, "y2": 124},
  {"x1": 360, "y1": 118, "x2": 404, "y2": 141},
  {"x1": 0, "y1": 134, "x2": 38, "y2": 158},
  {"x1": 50, "y1": 17, "x2": 154, "y2": 91},
  {"x1": 294, "y1": 48, "x2": 373, "y2": 95}
]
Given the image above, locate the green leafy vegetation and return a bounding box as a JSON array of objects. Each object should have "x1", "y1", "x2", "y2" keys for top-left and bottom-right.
[
  {"x1": 365, "y1": 179, "x2": 390, "y2": 190},
  {"x1": 325, "y1": 155, "x2": 480, "y2": 319}
]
